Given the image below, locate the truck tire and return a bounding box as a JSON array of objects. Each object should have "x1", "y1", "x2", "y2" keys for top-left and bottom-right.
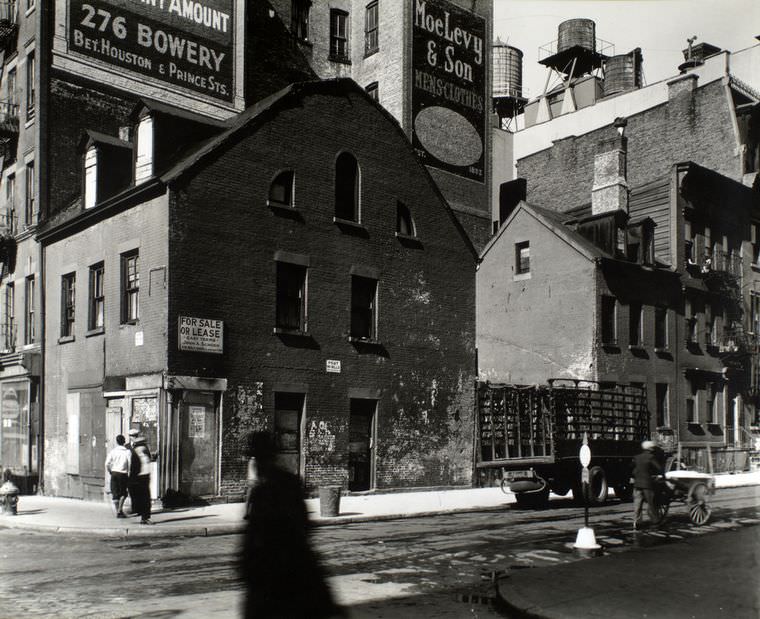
[
  {"x1": 588, "y1": 466, "x2": 608, "y2": 504},
  {"x1": 514, "y1": 486, "x2": 549, "y2": 509}
]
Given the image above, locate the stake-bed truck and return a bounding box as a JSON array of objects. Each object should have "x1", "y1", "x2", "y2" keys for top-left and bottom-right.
[{"x1": 476, "y1": 380, "x2": 650, "y2": 507}]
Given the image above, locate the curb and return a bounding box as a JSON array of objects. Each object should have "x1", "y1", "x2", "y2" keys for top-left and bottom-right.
[{"x1": 0, "y1": 503, "x2": 511, "y2": 538}]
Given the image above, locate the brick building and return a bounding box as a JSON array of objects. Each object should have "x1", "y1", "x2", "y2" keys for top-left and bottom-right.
[
  {"x1": 270, "y1": 0, "x2": 495, "y2": 250},
  {"x1": 0, "y1": 1, "x2": 42, "y2": 493},
  {"x1": 514, "y1": 39, "x2": 760, "y2": 208},
  {"x1": 481, "y1": 121, "x2": 760, "y2": 466},
  {"x1": 39, "y1": 79, "x2": 477, "y2": 501}
]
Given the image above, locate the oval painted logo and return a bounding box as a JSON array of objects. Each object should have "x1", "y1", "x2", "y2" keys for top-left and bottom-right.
[{"x1": 414, "y1": 106, "x2": 482, "y2": 167}]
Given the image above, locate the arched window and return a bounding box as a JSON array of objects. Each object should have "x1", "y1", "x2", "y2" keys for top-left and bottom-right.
[
  {"x1": 335, "y1": 152, "x2": 360, "y2": 221},
  {"x1": 269, "y1": 170, "x2": 295, "y2": 207},
  {"x1": 396, "y1": 201, "x2": 415, "y2": 236}
]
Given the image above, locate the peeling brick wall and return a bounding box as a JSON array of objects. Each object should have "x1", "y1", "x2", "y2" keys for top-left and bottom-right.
[
  {"x1": 517, "y1": 80, "x2": 741, "y2": 213},
  {"x1": 167, "y1": 85, "x2": 477, "y2": 495}
]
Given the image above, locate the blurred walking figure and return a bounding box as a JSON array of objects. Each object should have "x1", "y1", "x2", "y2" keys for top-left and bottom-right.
[
  {"x1": 243, "y1": 433, "x2": 259, "y2": 520},
  {"x1": 632, "y1": 439, "x2": 664, "y2": 529},
  {"x1": 240, "y1": 431, "x2": 343, "y2": 618},
  {"x1": 105, "y1": 434, "x2": 130, "y2": 518},
  {"x1": 128, "y1": 428, "x2": 154, "y2": 525}
]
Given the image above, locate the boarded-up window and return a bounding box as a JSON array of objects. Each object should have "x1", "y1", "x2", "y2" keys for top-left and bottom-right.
[
  {"x1": 135, "y1": 116, "x2": 154, "y2": 184},
  {"x1": 66, "y1": 392, "x2": 80, "y2": 474}
]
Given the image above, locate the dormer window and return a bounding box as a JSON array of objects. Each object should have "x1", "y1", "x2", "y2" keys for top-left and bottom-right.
[
  {"x1": 135, "y1": 115, "x2": 154, "y2": 184},
  {"x1": 84, "y1": 146, "x2": 98, "y2": 209}
]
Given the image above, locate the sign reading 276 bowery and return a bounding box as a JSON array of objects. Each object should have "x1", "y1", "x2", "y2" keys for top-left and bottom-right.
[
  {"x1": 411, "y1": 0, "x2": 486, "y2": 182},
  {"x1": 68, "y1": 0, "x2": 234, "y2": 102}
]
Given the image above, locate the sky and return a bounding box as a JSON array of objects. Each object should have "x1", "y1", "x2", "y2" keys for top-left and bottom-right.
[{"x1": 493, "y1": 0, "x2": 758, "y2": 100}]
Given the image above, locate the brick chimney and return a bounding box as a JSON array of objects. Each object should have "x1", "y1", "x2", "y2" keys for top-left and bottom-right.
[{"x1": 591, "y1": 119, "x2": 628, "y2": 215}]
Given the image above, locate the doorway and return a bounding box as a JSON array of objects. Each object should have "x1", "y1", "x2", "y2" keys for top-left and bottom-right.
[
  {"x1": 274, "y1": 392, "x2": 304, "y2": 477},
  {"x1": 179, "y1": 392, "x2": 218, "y2": 497},
  {"x1": 349, "y1": 399, "x2": 376, "y2": 491}
]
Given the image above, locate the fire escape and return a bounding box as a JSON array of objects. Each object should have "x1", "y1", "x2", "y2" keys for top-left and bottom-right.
[{"x1": 0, "y1": 1, "x2": 18, "y2": 355}]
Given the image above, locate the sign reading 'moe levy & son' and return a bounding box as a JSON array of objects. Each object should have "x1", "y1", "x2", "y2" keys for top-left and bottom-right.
[
  {"x1": 67, "y1": 0, "x2": 235, "y2": 102},
  {"x1": 411, "y1": 0, "x2": 486, "y2": 183},
  {"x1": 179, "y1": 316, "x2": 223, "y2": 354}
]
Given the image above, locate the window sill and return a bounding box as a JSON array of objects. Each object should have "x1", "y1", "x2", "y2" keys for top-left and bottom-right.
[
  {"x1": 348, "y1": 336, "x2": 380, "y2": 345},
  {"x1": 654, "y1": 347, "x2": 670, "y2": 354},
  {"x1": 328, "y1": 55, "x2": 352, "y2": 65},
  {"x1": 513, "y1": 272, "x2": 531, "y2": 281},
  {"x1": 364, "y1": 48, "x2": 378, "y2": 59},
  {"x1": 395, "y1": 232, "x2": 423, "y2": 248},
  {"x1": 58, "y1": 335, "x2": 75, "y2": 345},
  {"x1": 86, "y1": 327, "x2": 105, "y2": 338},
  {"x1": 334, "y1": 217, "x2": 369, "y2": 237},
  {"x1": 267, "y1": 200, "x2": 296, "y2": 212},
  {"x1": 120, "y1": 321, "x2": 139, "y2": 328},
  {"x1": 628, "y1": 344, "x2": 645, "y2": 351},
  {"x1": 273, "y1": 327, "x2": 310, "y2": 337}
]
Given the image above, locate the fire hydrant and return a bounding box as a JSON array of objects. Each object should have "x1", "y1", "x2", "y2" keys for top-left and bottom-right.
[{"x1": 0, "y1": 469, "x2": 19, "y2": 515}]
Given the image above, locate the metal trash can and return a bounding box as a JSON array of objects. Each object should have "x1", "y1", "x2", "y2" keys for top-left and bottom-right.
[{"x1": 319, "y1": 486, "x2": 342, "y2": 517}]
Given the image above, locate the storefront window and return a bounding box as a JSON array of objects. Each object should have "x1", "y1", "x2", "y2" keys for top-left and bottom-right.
[
  {"x1": 1, "y1": 381, "x2": 29, "y2": 472},
  {"x1": 131, "y1": 397, "x2": 158, "y2": 453}
]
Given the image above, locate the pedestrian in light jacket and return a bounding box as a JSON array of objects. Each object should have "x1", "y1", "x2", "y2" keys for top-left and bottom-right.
[
  {"x1": 105, "y1": 434, "x2": 130, "y2": 518},
  {"x1": 128, "y1": 428, "x2": 154, "y2": 525}
]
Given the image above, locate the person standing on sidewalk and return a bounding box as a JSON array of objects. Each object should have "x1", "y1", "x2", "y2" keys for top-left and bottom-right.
[
  {"x1": 632, "y1": 439, "x2": 664, "y2": 529},
  {"x1": 128, "y1": 429, "x2": 154, "y2": 525},
  {"x1": 105, "y1": 434, "x2": 131, "y2": 518}
]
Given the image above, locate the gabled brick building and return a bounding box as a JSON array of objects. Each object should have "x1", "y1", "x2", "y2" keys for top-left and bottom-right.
[{"x1": 39, "y1": 79, "x2": 477, "y2": 501}]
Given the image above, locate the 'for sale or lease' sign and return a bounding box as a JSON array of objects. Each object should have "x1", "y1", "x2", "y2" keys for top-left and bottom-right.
[{"x1": 178, "y1": 316, "x2": 223, "y2": 354}]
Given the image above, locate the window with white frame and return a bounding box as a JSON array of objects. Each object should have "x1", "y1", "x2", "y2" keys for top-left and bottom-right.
[
  {"x1": 364, "y1": 1, "x2": 378, "y2": 55},
  {"x1": 61, "y1": 272, "x2": 75, "y2": 338},
  {"x1": 121, "y1": 251, "x2": 139, "y2": 324},
  {"x1": 329, "y1": 9, "x2": 349, "y2": 61},
  {"x1": 24, "y1": 275, "x2": 34, "y2": 344},
  {"x1": 89, "y1": 262, "x2": 104, "y2": 331}
]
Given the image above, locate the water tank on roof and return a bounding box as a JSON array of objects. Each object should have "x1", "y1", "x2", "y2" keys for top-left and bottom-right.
[
  {"x1": 557, "y1": 18, "x2": 596, "y2": 53},
  {"x1": 493, "y1": 43, "x2": 523, "y2": 98},
  {"x1": 604, "y1": 48, "x2": 642, "y2": 95}
]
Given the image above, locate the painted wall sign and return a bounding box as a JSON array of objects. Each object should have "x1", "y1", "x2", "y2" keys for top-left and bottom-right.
[
  {"x1": 178, "y1": 315, "x2": 223, "y2": 353},
  {"x1": 326, "y1": 360, "x2": 342, "y2": 374},
  {"x1": 411, "y1": 0, "x2": 486, "y2": 182},
  {"x1": 67, "y1": 0, "x2": 235, "y2": 102}
]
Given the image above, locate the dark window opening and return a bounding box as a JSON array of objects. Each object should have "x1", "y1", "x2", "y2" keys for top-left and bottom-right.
[
  {"x1": 121, "y1": 251, "x2": 139, "y2": 324},
  {"x1": 329, "y1": 9, "x2": 349, "y2": 61},
  {"x1": 351, "y1": 275, "x2": 377, "y2": 340},
  {"x1": 61, "y1": 273, "x2": 75, "y2": 338},
  {"x1": 365, "y1": 81, "x2": 379, "y2": 101},
  {"x1": 655, "y1": 383, "x2": 669, "y2": 426},
  {"x1": 364, "y1": 1, "x2": 378, "y2": 55},
  {"x1": 335, "y1": 152, "x2": 360, "y2": 221},
  {"x1": 291, "y1": 0, "x2": 310, "y2": 41},
  {"x1": 515, "y1": 241, "x2": 530, "y2": 274},
  {"x1": 269, "y1": 170, "x2": 294, "y2": 207},
  {"x1": 276, "y1": 262, "x2": 307, "y2": 332},
  {"x1": 396, "y1": 201, "x2": 414, "y2": 236},
  {"x1": 89, "y1": 263, "x2": 104, "y2": 331},
  {"x1": 601, "y1": 295, "x2": 617, "y2": 345},
  {"x1": 629, "y1": 303, "x2": 642, "y2": 347},
  {"x1": 4, "y1": 283, "x2": 14, "y2": 350}
]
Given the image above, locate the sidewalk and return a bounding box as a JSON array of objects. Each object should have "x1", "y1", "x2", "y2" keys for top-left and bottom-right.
[
  {"x1": 496, "y1": 522, "x2": 760, "y2": 619},
  {"x1": 0, "y1": 471, "x2": 757, "y2": 538}
]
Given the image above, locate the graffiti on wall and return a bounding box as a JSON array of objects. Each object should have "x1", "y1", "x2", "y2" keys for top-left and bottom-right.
[{"x1": 308, "y1": 420, "x2": 336, "y2": 453}]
